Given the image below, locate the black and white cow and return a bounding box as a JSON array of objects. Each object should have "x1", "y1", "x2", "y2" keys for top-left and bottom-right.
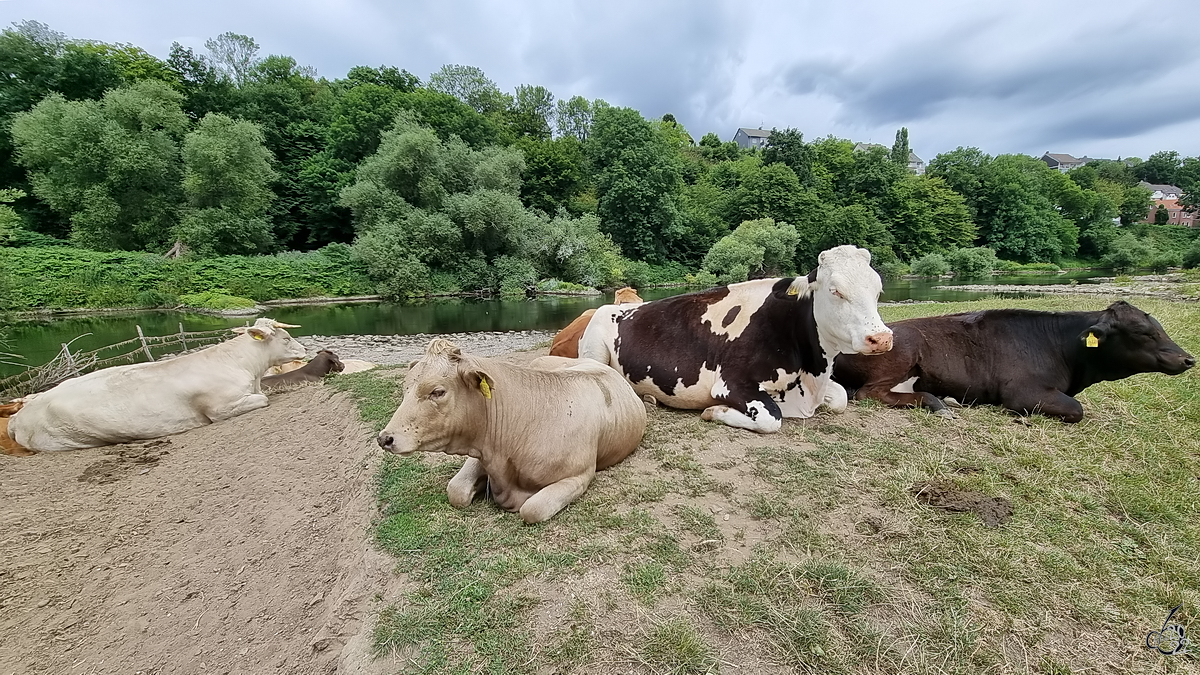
[
  {"x1": 578, "y1": 245, "x2": 893, "y2": 433},
  {"x1": 833, "y1": 300, "x2": 1195, "y2": 422}
]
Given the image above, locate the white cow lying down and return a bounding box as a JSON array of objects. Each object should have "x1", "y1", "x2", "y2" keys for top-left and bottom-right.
[{"x1": 8, "y1": 318, "x2": 308, "y2": 452}]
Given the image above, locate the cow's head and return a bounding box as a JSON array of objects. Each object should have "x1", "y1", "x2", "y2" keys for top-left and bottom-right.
[
  {"x1": 1080, "y1": 301, "x2": 1194, "y2": 376},
  {"x1": 804, "y1": 245, "x2": 892, "y2": 355},
  {"x1": 614, "y1": 287, "x2": 644, "y2": 304},
  {"x1": 316, "y1": 350, "x2": 345, "y2": 374},
  {"x1": 231, "y1": 318, "x2": 308, "y2": 364},
  {"x1": 377, "y1": 339, "x2": 491, "y2": 456}
]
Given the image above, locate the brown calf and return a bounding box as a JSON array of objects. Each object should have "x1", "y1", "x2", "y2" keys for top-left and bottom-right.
[{"x1": 260, "y1": 350, "x2": 344, "y2": 391}]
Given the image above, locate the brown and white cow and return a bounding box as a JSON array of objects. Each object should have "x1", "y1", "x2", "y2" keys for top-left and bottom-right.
[
  {"x1": 833, "y1": 300, "x2": 1195, "y2": 422},
  {"x1": 376, "y1": 339, "x2": 646, "y2": 523},
  {"x1": 549, "y1": 286, "x2": 644, "y2": 358},
  {"x1": 578, "y1": 245, "x2": 893, "y2": 433},
  {"x1": 7, "y1": 318, "x2": 307, "y2": 451},
  {"x1": 260, "y1": 349, "x2": 344, "y2": 391}
]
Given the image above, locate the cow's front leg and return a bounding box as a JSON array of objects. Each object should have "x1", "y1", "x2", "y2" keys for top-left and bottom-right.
[
  {"x1": 204, "y1": 393, "x2": 270, "y2": 422},
  {"x1": 518, "y1": 469, "x2": 595, "y2": 524},
  {"x1": 701, "y1": 389, "x2": 783, "y2": 433},
  {"x1": 447, "y1": 457, "x2": 489, "y2": 508},
  {"x1": 1004, "y1": 389, "x2": 1084, "y2": 423},
  {"x1": 821, "y1": 380, "x2": 848, "y2": 413}
]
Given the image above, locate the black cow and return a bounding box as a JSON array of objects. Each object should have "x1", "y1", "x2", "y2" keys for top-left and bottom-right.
[
  {"x1": 261, "y1": 350, "x2": 345, "y2": 391},
  {"x1": 833, "y1": 300, "x2": 1194, "y2": 422}
]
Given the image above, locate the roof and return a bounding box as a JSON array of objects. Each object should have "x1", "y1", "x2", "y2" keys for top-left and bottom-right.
[
  {"x1": 737, "y1": 128, "x2": 773, "y2": 138},
  {"x1": 1140, "y1": 181, "x2": 1184, "y2": 194},
  {"x1": 1042, "y1": 152, "x2": 1081, "y2": 164}
]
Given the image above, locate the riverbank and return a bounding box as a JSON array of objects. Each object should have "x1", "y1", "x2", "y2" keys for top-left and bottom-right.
[
  {"x1": 953, "y1": 272, "x2": 1200, "y2": 301},
  {"x1": 300, "y1": 330, "x2": 557, "y2": 365}
]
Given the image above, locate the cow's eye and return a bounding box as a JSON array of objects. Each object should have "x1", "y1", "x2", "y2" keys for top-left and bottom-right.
[
  {"x1": 428, "y1": 387, "x2": 447, "y2": 400},
  {"x1": 832, "y1": 288, "x2": 845, "y2": 299}
]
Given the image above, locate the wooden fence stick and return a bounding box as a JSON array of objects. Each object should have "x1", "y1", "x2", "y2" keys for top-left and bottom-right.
[
  {"x1": 135, "y1": 325, "x2": 155, "y2": 362},
  {"x1": 179, "y1": 323, "x2": 187, "y2": 351}
]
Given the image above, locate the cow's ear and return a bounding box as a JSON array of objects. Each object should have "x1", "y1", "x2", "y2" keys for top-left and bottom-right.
[
  {"x1": 1081, "y1": 324, "x2": 1107, "y2": 348},
  {"x1": 230, "y1": 327, "x2": 248, "y2": 335},
  {"x1": 463, "y1": 369, "x2": 495, "y2": 400},
  {"x1": 247, "y1": 326, "x2": 273, "y2": 341}
]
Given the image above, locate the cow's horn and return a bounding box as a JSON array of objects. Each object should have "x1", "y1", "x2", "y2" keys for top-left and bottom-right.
[{"x1": 271, "y1": 321, "x2": 301, "y2": 328}]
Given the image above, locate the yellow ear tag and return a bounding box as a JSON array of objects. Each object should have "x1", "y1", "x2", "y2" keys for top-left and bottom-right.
[
  {"x1": 1085, "y1": 332, "x2": 1099, "y2": 348},
  {"x1": 786, "y1": 285, "x2": 799, "y2": 296},
  {"x1": 479, "y1": 379, "x2": 492, "y2": 399},
  {"x1": 252, "y1": 333, "x2": 264, "y2": 341}
]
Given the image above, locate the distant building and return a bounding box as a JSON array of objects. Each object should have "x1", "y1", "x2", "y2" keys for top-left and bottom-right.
[
  {"x1": 733, "y1": 127, "x2": 772, "y2": 150},
  {"x1": 852, "y1": 142, "x2": 925, "y2": 175},
  {"x1": 1140, "y1": 181, "x2": 1184, "y2": 200},
  {"x1": 1138, "y1": 182, "x2": 1195, "y2": 227},
  {"x1": 1040, "y1": 152, "x2": 1090, "y2": 172}
]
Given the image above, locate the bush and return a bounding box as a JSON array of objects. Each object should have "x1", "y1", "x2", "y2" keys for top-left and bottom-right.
[
  {"x1": 1101, "y1": 234, "x2": 1153, "y2": 272},
  {"x1": 1147, "y1": 250, "x2": 1182, "y2": 274},
  {"x1": 910, "y1": 253, "x2": 950, "y2": 277},
  {"x1": 685, "y1": 270, "x2": 719, "y2": 288},
  {"x1": 994, "y1": 259, "x2": 1021, "y2": 273},
  {"x1": 494, "y1": 255, "x2": 539, "y2": 295},
  {"x1": 134, "y1": 289, "x2": 180, "y2": 307},
  {"x1": 874, "y1": 259, "x2": 908, "y2": 279},
  {"x1": 947, "y1": 247, "x2": 997, "y2": 278},
  {"x1": 702, "y1": 218, "x2": 799, "y2": 282},
  {"x1": 1183, "y1": 242, "x2": 1200, "y2": 269},
  {"x1": 178, "y1": 291, "x2": 256, "y2": 310}
]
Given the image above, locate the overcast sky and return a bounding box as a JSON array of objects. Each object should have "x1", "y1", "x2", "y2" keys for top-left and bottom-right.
[{"x1": 4, "y1": 0, "x2": 1199, "y2": 162}]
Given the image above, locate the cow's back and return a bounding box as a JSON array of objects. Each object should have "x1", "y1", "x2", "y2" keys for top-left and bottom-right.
[
  {"x1": 549, "y1": 309, "x2": 598, "y2": 358},
  {"x1": 9, "y1": 357, "x2": 249, "y2": 451}
]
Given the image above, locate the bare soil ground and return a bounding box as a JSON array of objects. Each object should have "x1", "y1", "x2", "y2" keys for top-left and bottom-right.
[{"x1": 0, "y1": 386, "x2": 399, "y2": 675}]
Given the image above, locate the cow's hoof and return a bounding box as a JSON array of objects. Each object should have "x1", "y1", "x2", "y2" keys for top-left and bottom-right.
[
  {"x1": 942, "y1": 396, "x2": 963, "y2": 408},
  {"x1": 701, "y1": 406, "x2": 726, "y2": 422},
  {"x1": 642, "y1": 394, "x2": 659, "y2": 408},
  {"x1": 933, "y1": 408, "x2": 957, "y2": 420}
]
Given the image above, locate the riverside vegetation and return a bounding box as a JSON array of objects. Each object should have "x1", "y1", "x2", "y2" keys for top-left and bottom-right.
[
  {"x1": 3, "y1": 22, "x2": 1200, "y2": 315},
  {"x1": 327, "y1": 295, "x2": 1199, "y2": 675}
]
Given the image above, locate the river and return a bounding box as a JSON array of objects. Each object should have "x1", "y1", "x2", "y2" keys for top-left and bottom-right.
[{"x1": 1, "y1": 271, "x2": 1107, "y2": 377}]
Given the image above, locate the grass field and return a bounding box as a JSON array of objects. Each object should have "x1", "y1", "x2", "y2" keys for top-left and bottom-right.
[{"x1": 331, "y1": 295, "x2": 1199, "y2": 675}]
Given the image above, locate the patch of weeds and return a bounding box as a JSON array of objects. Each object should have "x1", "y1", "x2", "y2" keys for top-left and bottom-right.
[
  {"x1": 799, "y1": 559, "x2": 885, "y2": 614},
  {"x1": 637, "y1": 617, "x2": 719, "y2": 675},
  {"x1": 644, "y1": 533, "x2": 691, "y2": 570},
  {"x1": 621, "y1": 560, "x2": 667, "y2": 605},
  {"x1": 671, "y1": 504, "x2": 724, "y2": 542},
  {"x1": 748, "y1": 445, "x2": 837, "y2": 496},
  {"x1": 325, "y1": 366, "x2": 403, "y2": 430}
]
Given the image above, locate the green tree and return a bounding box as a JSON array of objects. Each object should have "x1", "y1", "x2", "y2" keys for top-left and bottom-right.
[
  {"x1": 11, "y1": 80, "x2": 188, "y2": 250},
  {"x1": 1155, "y1": 203, "x2": 1170, "y2": 224},
  {"x1": 176, "y1": 113, "x2": 277, "y2": 255},
  {"x1": 883, "y1": 174, "x2": 976, "y2": 258},
  {"x1": 587, "y1": 106, "x2": 684, "y2": 262},
  {"x1": 702, "y1": 217, "x2": 798, "y2": 282},
  {"x1": 511, "y1": 84, "x2": 554, "y2": 140},
  {"x1": 554, "y1": 95, "x2": 594, "y2": 141},
  {"x1": 762, "y1": 127, "x2": 812, "y2": 185},
  {"x1": 890, "y1": 127, "x2": 910, "y2": 168},
  {"x1": 427, "y1": 64, "x2": 510, "y2": 115},
  {"x1": 1134, "y1": 150, "x2": 1181, "y2": 186},
  {"x1": 204, "y1": 32, "x2": 261, "y2": 86},
  {"x1": 515, "y1": 136, "x2": 584, "y2": 214}
]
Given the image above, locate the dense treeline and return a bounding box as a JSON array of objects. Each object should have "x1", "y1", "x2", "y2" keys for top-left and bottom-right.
[{"x1": 2, "y1": 20, "x2": 1200, "y2": 306}]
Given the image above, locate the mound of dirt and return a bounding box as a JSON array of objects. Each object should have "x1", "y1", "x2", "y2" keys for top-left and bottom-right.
[
  {"x1": 910, "y1": 479, "x2": 1014, "y2": 527},
  {"x1": 0, "y1": 386, "x2": 397, "y2": 675}
]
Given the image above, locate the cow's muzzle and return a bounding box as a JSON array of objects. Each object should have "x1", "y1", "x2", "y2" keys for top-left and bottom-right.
[
  {"x1": 376, "y1": 430, "x2": 415, "y2": 455},
  {"x1": 863, "y1": 330, "x2": 893, "y2": 354}
]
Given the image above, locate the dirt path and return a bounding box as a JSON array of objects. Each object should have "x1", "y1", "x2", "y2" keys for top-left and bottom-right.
[{"x1": 0, "y1": 386, "x2": 397, "y2": 675}]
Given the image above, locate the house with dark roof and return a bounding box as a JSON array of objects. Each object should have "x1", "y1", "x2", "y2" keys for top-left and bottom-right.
[
  {"x1": 733, "y1": 127, "x2": 772, "y2": 150},
  {"x1": 1138, "y1": 182, "x2": 1195, "y2": 227},
  {"x1": 1140, "y1": 181, "x2": 1184, "y2": 200},
  {"x1": 1040, "y1": 152, "x2": 1090, "y2": 172},
  {"x1": 852, "y1": 142, "x2": 925, "y2": 175}
]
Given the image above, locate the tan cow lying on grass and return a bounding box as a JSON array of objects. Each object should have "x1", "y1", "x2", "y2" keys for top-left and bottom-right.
[
  {"x1": 7, "y1": 318, "x2": 307, "y2": 452},
  {"x1": 377, "y1": 339, "x2": 647, "y2": 523},
  {"x1": 549, "y1": 287, "x2": 644, "y2": 358}
]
